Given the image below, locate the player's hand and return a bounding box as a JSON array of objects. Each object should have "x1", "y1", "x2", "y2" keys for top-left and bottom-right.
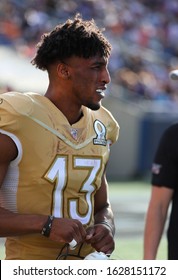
[
  {"x1": 85, "y1": 224, "x2": 115, "y2": 255},
  {"x1": 49, "y1": 218, "x2": 86, "y2": 245}
]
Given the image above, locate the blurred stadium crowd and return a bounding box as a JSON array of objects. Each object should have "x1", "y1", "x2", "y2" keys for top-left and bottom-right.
[{"x1": 1, "y1": 0, "x2": 178, "y2": 106}]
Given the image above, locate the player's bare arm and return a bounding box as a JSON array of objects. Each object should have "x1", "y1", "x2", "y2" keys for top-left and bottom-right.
[
  {"x1": 0, "y1": 133, "x2": 86, "y2": 243},
  {"x1": 0, "y1": 133, "x2": 48, "y2": 236},
  {"x1": 0, "y1": 133, "x2": 45, "y2": 236},
  {"x1": 144, "y1": 185, "x2": 173, "y2": 259},
  {"x1": 85, "y1": 171, "x2": 115, "y2": 254}
]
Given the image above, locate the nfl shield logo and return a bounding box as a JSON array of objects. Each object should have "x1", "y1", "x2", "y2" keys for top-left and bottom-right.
[{"x1": 70, "y1": 128, "x2": 78, "y2": 140}]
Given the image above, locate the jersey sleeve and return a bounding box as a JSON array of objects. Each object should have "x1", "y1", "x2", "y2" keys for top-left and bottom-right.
[
  {"x1": 109, "y1": 118, "x2": 120, "y2": 145},
  {"x1": 0, "y1": 93, "x2": 23, "y2": 164},
  {"x1": 0, "y1": 94, "x2": 19, "y2": 133},
  {"x1": 0, "y1": 91, "x2": 35, "y2": 128},
  {"x1": 101, "y1": 106, "x2": 120, "y2": 145},
  {"x1": 151, "y1": 124, "x2": 178, "y2": 189}
]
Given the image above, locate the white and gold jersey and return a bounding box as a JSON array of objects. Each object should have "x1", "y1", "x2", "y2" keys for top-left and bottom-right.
[{"x1": 0, "y1": 91, "x2": 119, "y2": 259}]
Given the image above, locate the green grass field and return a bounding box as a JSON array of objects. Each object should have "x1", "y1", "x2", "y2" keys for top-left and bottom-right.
[
  {"x1": 112, "y1": 237, "x2": 167, "y2": 260},
  {"x1": 109, "y1": 180, "x2": 167, "y2": 260},
  {"x1": 0, "y1": 180, "x2": 168, "y2": 260}
]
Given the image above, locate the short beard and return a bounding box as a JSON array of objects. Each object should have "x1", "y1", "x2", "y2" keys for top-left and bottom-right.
[{"x1": 87, "y1": 102, "x2": 101, "y2": 111}]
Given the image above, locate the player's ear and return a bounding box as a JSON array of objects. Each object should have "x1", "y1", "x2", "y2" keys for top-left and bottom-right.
[{"x1": 57, "y1": 63, "x2": 70, "y2": 79}]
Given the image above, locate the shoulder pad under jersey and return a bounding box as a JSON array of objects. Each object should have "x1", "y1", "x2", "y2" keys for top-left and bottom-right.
[
  {"x1": 0, "y1": 91, "x2": 34, "y2": 116},
  {"x1": 94, "y1": 105, "x2": 120, "y2": 144}
]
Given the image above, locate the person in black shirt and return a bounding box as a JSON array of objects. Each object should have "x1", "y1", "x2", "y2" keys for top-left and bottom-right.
[{"x1": 144, "y1": 123, "x2": 178, "y2": 260}]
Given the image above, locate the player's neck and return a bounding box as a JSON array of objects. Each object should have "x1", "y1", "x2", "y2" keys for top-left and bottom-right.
[{"x1": 45, "y1": 91, "x2": 83, "y2": 125}]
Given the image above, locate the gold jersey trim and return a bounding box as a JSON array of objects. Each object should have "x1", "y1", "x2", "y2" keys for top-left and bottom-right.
[{"x1": 29, "y1": 114, "x2": 95, "y2": 150}]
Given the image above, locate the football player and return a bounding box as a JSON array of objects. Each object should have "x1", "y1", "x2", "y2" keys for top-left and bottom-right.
[{"x1": 0, "y1": 14, "x2": 119, "y2": 259}]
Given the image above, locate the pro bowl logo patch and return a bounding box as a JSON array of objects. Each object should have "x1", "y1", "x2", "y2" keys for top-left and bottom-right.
[{"x1": 93, "y1": 120, "x2": 107, "y2": 146}]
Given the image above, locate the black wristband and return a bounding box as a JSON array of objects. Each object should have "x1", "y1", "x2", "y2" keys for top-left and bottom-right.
[{"x1": 41, "y1": 215, "x2": 54, "y2": 237}]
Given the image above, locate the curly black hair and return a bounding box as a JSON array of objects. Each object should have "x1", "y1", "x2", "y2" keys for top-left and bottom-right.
[{"x1": 31, "y1": 14, "x2": 112, "y2": 71}]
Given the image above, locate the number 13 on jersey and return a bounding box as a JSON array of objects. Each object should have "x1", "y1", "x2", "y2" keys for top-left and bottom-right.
[{"x1": 44, "y1": 156, "x2": 102, "y2": 224}]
